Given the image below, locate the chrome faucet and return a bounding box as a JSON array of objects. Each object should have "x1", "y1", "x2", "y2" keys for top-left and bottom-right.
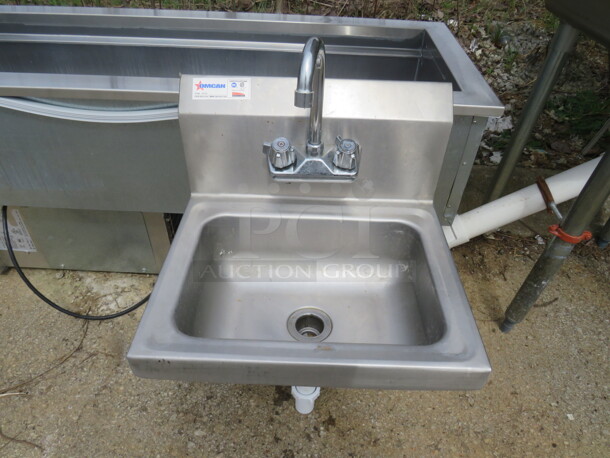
[
  {"x1": 262, "y1": 36, "x2": 360, "y2": 180},
  {"x1": 294, "y1": 37, "x2": 325, "y2": 157}
]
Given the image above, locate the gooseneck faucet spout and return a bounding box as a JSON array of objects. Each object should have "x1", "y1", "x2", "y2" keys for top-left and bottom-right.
[
  {"x1": 262, "y1": 36, "x2": 359, "y2": 179},
  {"x1": 294, "y1": 37, "x2": 325, "y2": 157}
]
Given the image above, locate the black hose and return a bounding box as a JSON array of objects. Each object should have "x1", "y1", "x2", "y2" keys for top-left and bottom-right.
[{"x1": 2, "y1": 206, "x2": 150, "y2": 320}]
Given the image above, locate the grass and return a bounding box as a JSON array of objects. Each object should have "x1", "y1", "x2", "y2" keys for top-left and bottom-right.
[
  {"x1": 2, "y1": 0, "x2": 548, "y2": 21},
  {"x1": 548, "y1": 91, "x2": 610, "y2": 138},
  {"x1": 503, "y1": 49, "x2": 518, "y2": 71},
  {"x1": 541, "y1": 9, "x2": 559, "y2": 33},
  {"x1": 0, "y1": 1, "x2": 555, "y2": 39}
]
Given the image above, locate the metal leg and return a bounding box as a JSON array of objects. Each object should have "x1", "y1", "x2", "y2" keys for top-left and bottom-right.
[
  {"x1": 486, "y1": 22, "x2": 579, "y2": 202},
  {"x1": 500, "y1": 153, "x2": 610, "y2": 332},
  {"x1": 0, "y1": 207, "x2": 7, "y2": 274},
  {"x1": 597, "y1": 216, "x2": 610, "y2": 249}
]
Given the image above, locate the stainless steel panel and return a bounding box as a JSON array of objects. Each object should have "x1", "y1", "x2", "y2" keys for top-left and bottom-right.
[
  {"x1": 0, "y1": 108, "x2": 190, "y2": 212},
  {"x1": 179, "y1": 76, "x2": 454, "y2": 201},
  {"x1": 142, "y1": 212, "x2": 171, "y2": 272},
  {"x1": 0, "y1": 207, "x2": 169, "y2": 273},
  {"x1": 546, "y1": 0, "x2": 610, "y2": 47},
  {"x1": 0, "y1": 73, "x2": 179, "y2": 102},
  {"x1": 434, "y1": 116, "x2": 487, "y2": 224},
  {"x1": 443, "y1": 116, "x2": 487, "y2": 220},
  {"x1": 434, "y1": 116, "x2": 473, "y2": 223}
]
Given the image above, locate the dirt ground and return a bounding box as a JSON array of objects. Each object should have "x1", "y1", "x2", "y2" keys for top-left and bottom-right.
[{"x1": 1, "y1": 173, "x2": 609, "y2": 457}]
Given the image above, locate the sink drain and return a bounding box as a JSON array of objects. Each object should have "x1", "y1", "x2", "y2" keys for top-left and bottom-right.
[{"x1": 287, "y1": 308, "x2": 332, "y2": 342}]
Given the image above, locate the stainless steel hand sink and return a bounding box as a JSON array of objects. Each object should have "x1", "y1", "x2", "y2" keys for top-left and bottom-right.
[
  {"x1": 128, "y1": 198, "x2": 489, "y2": 389},
  {"x1": 126, "y1": 13, "x2": 497, "y2": 397}
]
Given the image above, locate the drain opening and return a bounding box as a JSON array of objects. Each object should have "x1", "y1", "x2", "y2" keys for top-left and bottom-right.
[
  {"x1": 287, "y1": 308, "x2": 332, "y2": 342},
  {"x1": 295, "y1": 314, "x2": 324, "y2": 338}
]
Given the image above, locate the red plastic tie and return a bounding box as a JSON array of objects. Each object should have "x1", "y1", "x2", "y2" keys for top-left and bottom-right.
[{"x1": 548, "y1": 224, "x2": 593, "y2": 244}]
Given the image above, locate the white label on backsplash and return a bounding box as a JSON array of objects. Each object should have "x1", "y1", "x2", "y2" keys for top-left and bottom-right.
[{"x1": 192, "y1": 77, "x2": 251, "y2": 100}]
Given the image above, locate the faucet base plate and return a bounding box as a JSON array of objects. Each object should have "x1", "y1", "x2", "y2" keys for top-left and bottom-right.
[
  {"x1": 268, "y1": 153, "x2": 358, "y2": 181},
  {"x1": 265, "y1": 136, "x2": 360, "y2": 181}
]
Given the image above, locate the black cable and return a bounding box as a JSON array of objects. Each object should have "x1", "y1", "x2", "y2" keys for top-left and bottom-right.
[{"x1": 2, "y1": 206, "x2": 150, "y2": 320}]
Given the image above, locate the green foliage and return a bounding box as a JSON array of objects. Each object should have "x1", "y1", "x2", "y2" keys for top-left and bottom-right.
[
  {"x1": 542, "y1": 11, "x2": 559, "y2": 33},
  {"x1": 548, "y1": 91, "x2": 610, "y2": 137},
  {"x1": 503, "y1": 49, "x2": 518, "y2": 71},
  {"x1": 526, "y1": 138, "x2": 545, "y2": 149},
  {"x1": 487, "y1": 129, "x2": 512, "y2": 150},
  {"x1": 487, "y1": 22, "x2": 508, "y2": 47}
]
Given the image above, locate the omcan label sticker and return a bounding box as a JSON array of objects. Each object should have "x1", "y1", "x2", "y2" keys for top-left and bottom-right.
[{"x1": 192, "y1": 77, "x2": 251, "y2": 100}]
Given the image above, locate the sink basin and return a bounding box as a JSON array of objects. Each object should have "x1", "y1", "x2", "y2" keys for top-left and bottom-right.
[
  {"x1": 128, "y1": 199, "x2": 490, "y2": 390},
  {"x1": 178, "y1": 216, "x2": 443, "y2": 346}
]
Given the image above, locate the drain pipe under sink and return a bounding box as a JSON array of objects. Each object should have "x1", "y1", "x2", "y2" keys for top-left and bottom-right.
[
  {"x1": 443, "y1": 156, "x2": 603, "y2": 248},
  {"x1": 292, "y1": 386, "x2": 321, "y2": 414}
]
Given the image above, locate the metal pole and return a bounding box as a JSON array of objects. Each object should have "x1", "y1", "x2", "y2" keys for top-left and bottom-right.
[
  {"x1": 500, "y1": 153, "x2": 610, "y2": 333},
  {"x1": 597, "y1": 216, "x2": 610, "y2": 249},
  {"x1": 486, "y1": 22, "x2": 579, "y2": 202},
  {"x1": 581, "y1": 117, "x2": 610, "y2": 156}
]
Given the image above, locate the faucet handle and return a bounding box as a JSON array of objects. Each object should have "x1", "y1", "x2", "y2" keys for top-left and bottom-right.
[
  {"x1": 332, "y1": 136, "x2": 359, "y2": 170},
  {"x1": 264, "y1": 137, "x2": 296, "y2": 170}
]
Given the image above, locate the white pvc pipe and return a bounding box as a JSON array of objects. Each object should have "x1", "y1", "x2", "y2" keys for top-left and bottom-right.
[
  {"x1": 444, "y1": 156, "x2": 602, "y2": 248},
  {"x1": 292, "y1": 386, "x2": 320, "y2": 414}
]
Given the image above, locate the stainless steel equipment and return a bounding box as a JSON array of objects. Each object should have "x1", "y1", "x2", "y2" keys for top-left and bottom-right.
[
  {"x1": 126, "y1": 71, "x2": 491, "y2": 392},
  {"x1": 0, "y1": 207, "x2": 169, "y2": 273},
  {"x1": 0, "y1": 7, "x2": 503, "y2": 273},
  {"x1": 0, "y1": 6, "x2": 502, "y2": 224},
  {"x1": 0, "y1": 6, "x2": 504, "y2": 408},
  {"x1": 546, "y1": 0, "x2": 610, "y2": 47}
]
